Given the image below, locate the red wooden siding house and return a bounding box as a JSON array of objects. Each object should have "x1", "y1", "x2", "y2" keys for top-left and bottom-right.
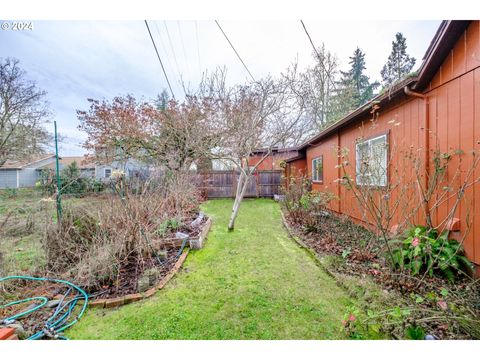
[
  {"x1": 248, "y1": 147, "x2": 299, "y2": 171},
  {"x1": 284, "y1": 20, "x2": 480, "y2": 271}
]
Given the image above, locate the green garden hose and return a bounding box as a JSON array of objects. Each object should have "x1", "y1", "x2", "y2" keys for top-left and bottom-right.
[{"x1": 0, "y1": 275, "x2": 88, "y2": 340}]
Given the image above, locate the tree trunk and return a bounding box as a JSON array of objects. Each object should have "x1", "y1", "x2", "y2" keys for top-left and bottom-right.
[{"x1": 228, "y1": 171, "x2": 249, "y2": 231}]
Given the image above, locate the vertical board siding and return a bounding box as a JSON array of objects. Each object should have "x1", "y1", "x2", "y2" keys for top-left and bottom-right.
[
  {"x1": 290, "y1": 21, "x2": 480, "y2": 265},
  {"x1": 467, "y1": 68, "x2": 480, "y2": 264},
  {"x1": 459, "y1": 71, "x2": 476, "y2": 259}
]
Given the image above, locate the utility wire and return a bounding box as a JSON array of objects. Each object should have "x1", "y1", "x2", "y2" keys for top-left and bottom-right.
[
  {"x1": 300, "y1": 20, "x2": 337, "y2": 91},
  {"x1": 153, "y1": 22, "x2": 175, "y2": 79},
  {"x1": 164, "y1": 21, "x2": 185, "y2": 93},
  {"x1": 154, "y1": 21, "x2": 187, "y2": 97},
  {"x1": 177, "y1": 21, "x2": 191, "y2": 82},
  {"x1": 300, "y1": 20, "x2": 323, "y2": 64},
  {"x1": 144, "y1": 20, "x2": 175, "y2": 99},
  {"x1": 214, "y1": 20, "x2": 255, "y2": 82}
]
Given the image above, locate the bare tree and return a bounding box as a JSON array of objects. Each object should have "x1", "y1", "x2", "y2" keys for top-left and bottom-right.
[
  {"x1": 202, "y1": 68, "x2": 306, "y2": 230},
  {"x1": 298, "y1": 44, "x2": 339, "y2": 131},
  {"x1": 77, "y1": 93, "x2": 219, "y2": 172},
  {"x1": 0, "y1": 58, "x2": 51, "y2": 166}
]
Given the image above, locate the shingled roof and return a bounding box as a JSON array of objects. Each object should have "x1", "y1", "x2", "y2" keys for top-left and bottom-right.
[{"x1": 0, "y1": 154, "x2": 56, "y2": 169}]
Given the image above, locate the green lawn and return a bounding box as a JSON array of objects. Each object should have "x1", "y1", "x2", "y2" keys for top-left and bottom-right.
[{"x1": 68, "y1": 199, "x2": 358, "y2": 339}]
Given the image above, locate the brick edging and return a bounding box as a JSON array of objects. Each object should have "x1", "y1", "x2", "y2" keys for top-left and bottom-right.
[{"x1": 88, "y1": 218, "x2": 213, "y2": 309}]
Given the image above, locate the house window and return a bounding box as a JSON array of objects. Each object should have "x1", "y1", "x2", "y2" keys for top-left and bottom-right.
[
  {"x1": 312, "y1": 156, "x2": 323, "y2": 182},
  {"x1": 104, "y1": 168, "x2": 112, "y2": 178},
  {"x1": 355, "y1": 134, "x2": 388, "y2": 186}
]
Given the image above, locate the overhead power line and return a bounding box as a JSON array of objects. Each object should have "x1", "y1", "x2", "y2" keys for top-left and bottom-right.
[
  {"x1": 214, "y1": 20, "x2": 255, "y2": 82},
  {"x1": 177, "y1": 21, "x2": 191, "y2": 81},
  {"x1": 300, "y1": 20, "x2": 337, "y2": 91},
  {"x1": 300, "y1": 20, "x2": 324, "y2": 64},
  {"x1": 144, "y1": 20, "x2": 175, "y2": 99},
  {"x1": 195, "y1": 20, "x2": 202, "y2": 75},
  {"x1": 154, "y1": 21, "x2": 187, "y2": 97},
  {"x1": 163, "y1": 21, "x2": 184, "y2": 89}
]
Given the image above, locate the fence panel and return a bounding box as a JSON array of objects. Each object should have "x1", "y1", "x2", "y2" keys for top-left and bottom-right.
[
  {"x1": 198, "y1": 170, "x2": 282, "y2": 199},
  {"x1": 257, "y1": 170, "x2": 282, "y2": 197}
]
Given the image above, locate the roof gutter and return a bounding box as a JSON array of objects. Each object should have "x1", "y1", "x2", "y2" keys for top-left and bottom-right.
[
  {"x1": 404, "y1": 84, "x2": 431, "y2": 223},
  {"x1": 404, "y1": 86, "x2": 426, "y2": 99}
]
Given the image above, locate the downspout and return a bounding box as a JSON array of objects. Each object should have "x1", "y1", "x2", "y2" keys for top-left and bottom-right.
[{"x1": 404, "y1": 86, "x2": 430, "y2": 226}]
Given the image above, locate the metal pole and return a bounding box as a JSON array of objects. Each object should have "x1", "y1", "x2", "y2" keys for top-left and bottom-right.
[{"x1": 54, "y1": 121, "x2": 62, "y2": 222}]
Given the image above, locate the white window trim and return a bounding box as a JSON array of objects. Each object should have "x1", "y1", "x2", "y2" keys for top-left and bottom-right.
[
  {"x1": 355, "y1": 134, "x2": 388, "y2": 187},
  {"x1": 104, "y1": 167, "x2": 112, "y2": 178},
  {"x1": 311, "y1": 156, "x2": 323, "y2": 183}
]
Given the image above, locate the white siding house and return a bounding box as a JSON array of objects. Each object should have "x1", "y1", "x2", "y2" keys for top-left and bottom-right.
[{"x1": 0, "y1": 155, "x2": 57, "y2": 189}]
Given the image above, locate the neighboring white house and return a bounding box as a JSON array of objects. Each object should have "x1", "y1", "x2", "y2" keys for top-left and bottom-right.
[
  {"x1": 40, "y1": 156, "x2": 151, "y2": 182},
  {"x1": 95, "y1": 158, "x2": 152, "y2": 181},
  {"x1": 1, "y1": 154, "x2": 169, "y2": 189},
  {"x1": 38, "y1": 156, "x2": 96, "y2": 178},
  {"x1": 0, "y1": 154, "x2": 57, "y2": 189}
]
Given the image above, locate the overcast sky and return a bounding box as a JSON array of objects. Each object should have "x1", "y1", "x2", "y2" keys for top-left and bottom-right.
[{"x1": 0, "y1": 20, "x2": 441, "y2": 155}]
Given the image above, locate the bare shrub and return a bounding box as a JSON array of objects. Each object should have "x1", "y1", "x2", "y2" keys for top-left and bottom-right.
[
  {"x1": 281, "y1": 175, "x2": 336, "y2": 232},
  {"x1": 42, "y1": 171, "x2": 201, "y2": 290},
  {"x1": 336, "y1": 107, "x2": 479, "y2": 281}
]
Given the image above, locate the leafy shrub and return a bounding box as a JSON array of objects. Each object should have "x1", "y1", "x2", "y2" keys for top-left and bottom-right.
[
  {"x1": 38, "y1": 162, "x2": 105, "y2": 196},
  {"x1": 156, "y1": 218, "x2": 182, "y2": 236},
  {"x1": 391, "y1": 226, "x2": 473, "y2": 281}
]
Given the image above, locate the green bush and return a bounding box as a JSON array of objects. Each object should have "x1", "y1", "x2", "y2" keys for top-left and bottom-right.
[
  {"x1": 38, "y1": 162, "x2": 105, "y2": 196},
  {"x1": 391, "y1": 225, "x2": 473, "y2": 281},
  {"x1": 156, "y1": 218, "x2": 182, "y2": 236}
]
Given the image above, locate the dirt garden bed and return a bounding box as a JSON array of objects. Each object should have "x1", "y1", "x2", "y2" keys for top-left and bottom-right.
[{"x1": 281, "y1": 210, "x2": 480, "y2": 340}]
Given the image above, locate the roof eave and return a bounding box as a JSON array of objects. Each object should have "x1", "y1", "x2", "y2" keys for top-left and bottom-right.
[
  {"x1": 413, "y1": 20, "x2": 471, "y2": 91},
  {"x1": 297, "y1": 77, "x2": 417, "y2": 151}
]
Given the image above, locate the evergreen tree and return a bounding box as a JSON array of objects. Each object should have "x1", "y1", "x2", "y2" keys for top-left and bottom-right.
[
  {"x1": 156, "y1": 89, "x2": 170, "y2": 110},
  {"x1": 381, "y1": 32, "x2": 416, "y2": 86},
  {"x1": 330, "y1": 47, "x2": 378, "y2": 121}
]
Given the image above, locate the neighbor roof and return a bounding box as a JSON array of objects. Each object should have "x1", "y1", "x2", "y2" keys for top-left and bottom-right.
[
  {"x1": 0, "y1": 154, "x2": 56, "y2": 169},
  {"x1": 39, "y1": 156, "x2": 95, "y2": 170}
]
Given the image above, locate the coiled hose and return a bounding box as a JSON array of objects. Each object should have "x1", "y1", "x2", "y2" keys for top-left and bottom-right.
[{"x1": 0, "y1": 275, "x2": 88, "y2": 340}]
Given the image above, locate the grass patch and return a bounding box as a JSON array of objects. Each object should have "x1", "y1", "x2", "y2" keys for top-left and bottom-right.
[
  {"x1": 0, "y1": 188, "x2": 104, "y2": 276},
  {"x1": 68, "y1": 198, "x2": 359, "y2": 339}
]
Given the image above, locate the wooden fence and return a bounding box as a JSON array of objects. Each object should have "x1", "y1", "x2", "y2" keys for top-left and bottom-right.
[{"x1": 196, "y1": 170, "x2": 283, "y2": 199}]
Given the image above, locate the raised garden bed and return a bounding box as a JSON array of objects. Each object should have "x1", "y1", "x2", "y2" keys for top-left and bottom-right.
[
  {"x1": 86, "y1": 216, "x2": 213, "y2": 307},
  {"x1": 1, "y1": 216, "x2": 213, "y2": 339}
]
